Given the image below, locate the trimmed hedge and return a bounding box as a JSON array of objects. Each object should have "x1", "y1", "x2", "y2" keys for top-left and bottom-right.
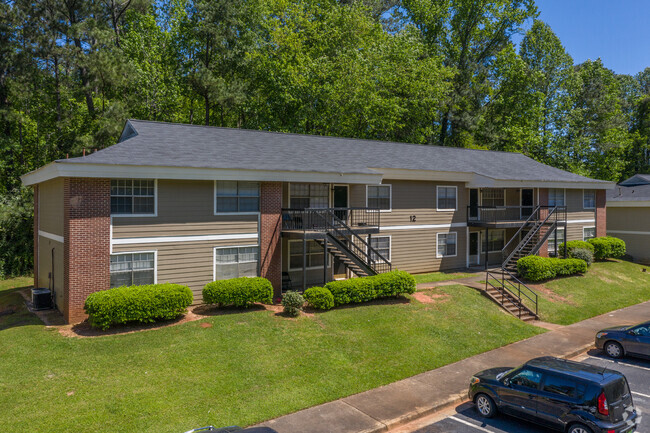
[
  {"x1": 84, "y1": 283, "x2": 193, "y2": 330},
  {"x1": 303, "y1": 287, "x2": 334, "y2": 310},
  {"x1": 571, "y1": 248, "x2": 594, "y2": 266},
  {"x1": 324, "y1": 270, "x2": 416, "y2": 307},
  {"x1": 517, "y1": 256, "x2": 587, "y2": 282},
  {"x1": 559, "y1": 240, "x2": 595, "y2": 257},
  {"x1": 203, "y1": 277, "x2": 273, "y2": 307},
  {"x1": 588, "y1": 236, "x2": 626, "y2": 260}
]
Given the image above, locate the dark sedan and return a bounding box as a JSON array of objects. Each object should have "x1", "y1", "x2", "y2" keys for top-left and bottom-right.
[{"x1": 595, "y1": 321, "x2": 650, "y2": 359}]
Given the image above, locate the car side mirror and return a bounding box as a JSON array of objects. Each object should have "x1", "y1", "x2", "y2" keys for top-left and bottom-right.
[
  {"x1": 627, "y1": 330, "x2": 636, "y2": 336},
  {"x1": 503, "y1": 378, "x2": 511, "y2": 387}
]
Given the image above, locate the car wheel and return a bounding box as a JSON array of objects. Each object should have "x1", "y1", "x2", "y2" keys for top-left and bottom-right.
[
  {"x1": 474, "y1": 393, "x2": 497, "y2": 418},
  {"x1": 604, "y1": 341, "x2": 624, "y2": 359},
  {"x1": 567, "y1": 423, "x2": 593, "y2": 433}
]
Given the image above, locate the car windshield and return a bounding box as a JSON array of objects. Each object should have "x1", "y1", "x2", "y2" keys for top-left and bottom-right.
[{"x1": 497, "y1": 365, "x2": 523, "y2": 381}]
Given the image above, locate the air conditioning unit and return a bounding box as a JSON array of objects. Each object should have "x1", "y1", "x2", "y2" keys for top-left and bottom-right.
[{"x1": 32, "y1": 288, "x2": 53, "y2": 310}]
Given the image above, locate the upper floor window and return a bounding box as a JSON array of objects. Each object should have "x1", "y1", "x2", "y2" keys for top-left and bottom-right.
[
  {"x1": 216, "y1": 181, "x2": 259, "y2": 213},
  {"x1": 549, "y1": 188, "x2": 565, "y2": 207},
  {"x1": 437, "y1": 186, "x2": 457, "y2": 211},
  {"x1": 481, "y1": 188, "x2": 505, "y2": 207},
  {"x1": 111, "y1": 179, "x2": 155, "y2": 215},
  {"x1": 367, "y1": 185, "x2": 391, "y2": 210},
  {"x1": 583, "y1": 190, "x2": 596, "y2": 209},
  {"x1": 214, "y1": 246, "x2": 259, "y2": 279},
  {"x1": 291, "y1": 183, "x2": 329, "y2": 209},
  {"x1": 110, "y1": 252, "x2": 155, "y2": 288}
]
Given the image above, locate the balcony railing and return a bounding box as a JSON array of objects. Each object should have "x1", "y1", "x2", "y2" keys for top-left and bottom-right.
[
  {"x1": 467, "y1": 205, "x2": 536, "y2": 224},
  {"x1": 281, "y1": 207, "x2": 380, "y2": 232}
]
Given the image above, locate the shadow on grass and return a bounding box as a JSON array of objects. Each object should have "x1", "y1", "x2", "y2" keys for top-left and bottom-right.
[
  {"x1": 302, "y1": 295, "x2": 412, "y2": 314},
  {"x1": 192, "y1": 303, "x2": 267, "y2": 316}
]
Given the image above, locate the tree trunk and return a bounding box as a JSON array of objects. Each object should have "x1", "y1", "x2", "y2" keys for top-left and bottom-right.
[{"x1": 204, "y1": 94, "x2": 210, "y2": 125}]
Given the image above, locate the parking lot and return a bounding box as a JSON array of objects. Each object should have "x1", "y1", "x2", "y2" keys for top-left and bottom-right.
[{"x1": 395, "y1": 350, "x2": 649, "y2": 433}]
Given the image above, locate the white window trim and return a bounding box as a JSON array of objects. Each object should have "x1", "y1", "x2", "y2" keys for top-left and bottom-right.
[
  {"x1": 366, "y1": 184, "x2": 392, "y2": 212},
  {"x1": 111, "y1": 179, "x2": 158, "y2": 217},
  {"x1": 436, "y1": 232, "x2": 458, "y2": 258},
  {"x1": 212, "y1": 244, "x2": 260, "y2": 281},
  {"x1": 547, "y1": 227, "x2": 566, "y2": 251},
  {"x1": 482, "y1": 229, "x2": 506, "y2": 253},
  {"x1": 213, "y1": 180, "x2": 261, "y2": 216},
  {"x1": 548, "y1": 188, "x2": 566, "y2": 208},
  {"x1": 367, "y1": 235, "x2": 391, "y2": 263},
  {"x1": 583, "y1": 189, "x2": 596, "y2": 210},
  {"x1": 110, "y1": 250, "x2": 158, "y2": 285},
  {"x1": 583, "y1": 226, "x2": 596, "y2": 241},
  {"x1": 480, "y1": 188, "x2": 506, "y2": 208},
  {"x1": 287, "y1": 240, "x2": 331, "y2": 271},
  {"x1": 436, "y1": 185, "x2": 458, "y2": 212}
]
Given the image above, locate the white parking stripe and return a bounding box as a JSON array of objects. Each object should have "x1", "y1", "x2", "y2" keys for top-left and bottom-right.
[
  {"x1": 633, "y1": 391, "x2": 650, "y2": 399},
  {"x1": 449, "y1": 416, "x2": 495, "y2": 432},
  {"x1": 586, "y1": 356, "x2": 650, "y2": 372}
]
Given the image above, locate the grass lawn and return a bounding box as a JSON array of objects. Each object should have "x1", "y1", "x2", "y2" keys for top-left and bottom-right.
[
  {"x1": 536, "y1": 259, "x2": 650, "y2": 325},
  {"x1": 412, "y1": 271, "x2": 479, "y2": 284},
  {"x1": 0, "y1": 279, "x2": 542, "y2": 433}
]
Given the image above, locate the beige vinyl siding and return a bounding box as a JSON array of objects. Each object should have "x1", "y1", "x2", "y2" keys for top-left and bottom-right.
[
  {"x1": 349, "y1": 184, "x2": 366, "y2": 208},
  {"x1": 112, "y1": 238, "x2": 257, "y2": 302},
  {"x1": 565, "y1": 189, "x2": 596, "y2": 222},
  {"x1": 37, "y1": 237, "x2": 64, "y2": 308},
  {"x1": 383, "y1": 228, "x2": 466, "y2": 273},
  {"x1": 565, "y1": 223, "x2": 589, "y2": 242},
  {"x1": 608, "y1": 207, "x2": 650, "y2": 232},
  {"x1": 616, "y1": 235, "x2": 650, "y2": 263},
  {"x1": 112, "y1": 179, "x2": 258, "y2": 239},
  {"x1": 38, "y1": 178, "x2": 64, "y2": 236}
]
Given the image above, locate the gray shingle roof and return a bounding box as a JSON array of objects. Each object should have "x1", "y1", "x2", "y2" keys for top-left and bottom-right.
[
  {"x1": 59, "y1": 119, "x2": 609, "y2": 184},
  {"x1": 608, "y1": 184, "x2": 650, "y2": 201},
  {"x1": 619, "y1": 174, "x2": 650, "y2": 187}
]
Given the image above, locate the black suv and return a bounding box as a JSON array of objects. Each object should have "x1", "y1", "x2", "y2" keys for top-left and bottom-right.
[{"x1": 468, "y1": 357, "x2": 636, "y2": 433}]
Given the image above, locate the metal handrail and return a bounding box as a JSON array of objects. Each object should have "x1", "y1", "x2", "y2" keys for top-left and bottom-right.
[{"x1": 486, "y1": 269, "x2": 538, "y2": 318}]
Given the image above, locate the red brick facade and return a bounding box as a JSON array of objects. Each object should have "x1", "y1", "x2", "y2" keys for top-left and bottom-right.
[
  {"x1": 596, "y1": 189, "x2": 607, "y2": 237},
  {"x1": 537, "y1": 188, "x2": 549, "y2": 257},
  {"x1": 63, "y1": 178, "x2": 111, "y2": 323},
  {"x1": 259, "y1": 182, "x2": 282, "y2": 298},
  {"x1": 33, "y1": 184, "x2": 39, "y2": 289}
]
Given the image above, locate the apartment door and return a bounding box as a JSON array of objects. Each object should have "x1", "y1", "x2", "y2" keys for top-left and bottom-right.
[
  {"x1": 469, "y1": 189, "x2": 479, "y2": 220},
  {"x1": 521, "y1": 189, "x2": 534, "y2": 218},
  {"x1": 333, "y1": 185, "x2": 348, "y2": 221},
  {"x1": 469, "y1": 232, "x2": 480, "y2": 265}
]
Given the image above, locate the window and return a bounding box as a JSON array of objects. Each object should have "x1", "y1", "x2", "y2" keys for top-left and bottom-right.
[
  {"x1": 290, "y1": 183, "x2": 329, "y2": 209},
  {"x1": 509, "y1": 369, "x2": 542, "y2": 389},
  {"x1": 214, "y1": 246, "x2": 259, "y2": 280},
  {"x1": 548, "y1": 228, "x2": 565, "y2": 254},
  {"x1": 542, "y1": 375, "x2": 577, "y2": 398},
  {"x1": 437, "y1": 232, "x2": 457, "y2": 257},
  {"x1": 549, "y1": 188, "x2": 565, "y2": 207},
  {"x1": 110, "y1": 252, "x2": 155, "y2": 288},
  {"x1": 631, "y1": 325, "x2": 650, "y2": 337},
  {"x1": 111, "y1": 179, "x2": 155, "y2": 215},
  {"x1": 481, "y1": 189, "x2": 505, "y2": 207},
  {"x1": 369, "y1": 236, "x2": 390, "y2": 262},
  {"x1": 367, "y1": 185, "x2": 391, "y2": 211},
  {"x1": 289, "y1": 241, "x2": 325, "y2": 270},
  {"x1": 483, "y1": 230, "x2": 505, "y2": 253},
  {"x1": 583, "y1": 190, "x2": 596, "y2": 209},
  {"x1": 583, "y1": 227, "x2": 595, "y2": 241},
  {"x1": 437, "y1": 186, "x2": 457, "y2": 211},
  {"x1": 215, "y1": 181, "x2": 259, "y2": 213}
]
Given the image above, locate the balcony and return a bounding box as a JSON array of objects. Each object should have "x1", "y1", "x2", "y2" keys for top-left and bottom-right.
[
  {"x1": 281, "y1": 207, "x2": 381, "y2": 239},
  {"x1": 467, "y1": 205, "x2": 537, "y2": 228}
]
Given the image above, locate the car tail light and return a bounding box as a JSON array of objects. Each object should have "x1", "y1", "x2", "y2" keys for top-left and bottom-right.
[{"x1": 598, "y1": 392, "x2": 609, "y2": 416}]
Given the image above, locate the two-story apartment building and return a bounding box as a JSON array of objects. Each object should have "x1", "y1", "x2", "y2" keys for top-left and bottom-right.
[{"x1": 22, "y1": 120, "x2": 612, "y2": 323}]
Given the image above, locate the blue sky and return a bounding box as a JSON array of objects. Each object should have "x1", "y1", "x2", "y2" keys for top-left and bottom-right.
[{"x1": 531, "y1": 0, "x2": 650, "y2": 76}]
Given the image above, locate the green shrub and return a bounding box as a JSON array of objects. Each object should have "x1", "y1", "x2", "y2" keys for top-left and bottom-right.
[
  {"x1": 559, "y1": 240, "x2": 595, "y2": 257},
  {"x1": 281, "y1": 291, "x2": 305, "y2": 317},
  {"x1": 84, "y1": 283, "x2": 193, "y2": 330},
  {"x1": 517, "y1": 256, "x2": 587, "y2": 282},
  {"x1": 324, "y1": 270, "x2": 416, "y2": 307},
  {"x1": 303, "y1": 287, "x2": 334, "y2": 310},
  {"x1": 589, "y1": 236, "x2": 626, "y2": 260},
  {"x1": 203, "y1": 277, "x2": 273, "y2": 307},
  {"x1": 570, "y1": 248, "x2": 594, "y2": 266}
]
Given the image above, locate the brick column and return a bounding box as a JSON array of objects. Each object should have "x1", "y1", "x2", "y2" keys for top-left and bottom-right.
[
  {"x1": 259, "y1": 182, "x2": 282, "y2": 299},
  {"x1": 538, "y1": 188, "x2": 549, "y2": 257},
  {"x1": 33, "y1": 184, "x2": 39, "y2": 289},
  {"x1": 596, "y1": 189, "x2": 606, "y2": 237},
  {"x1": 63, "y1": 178, "x2": 111, "y2": 323}
]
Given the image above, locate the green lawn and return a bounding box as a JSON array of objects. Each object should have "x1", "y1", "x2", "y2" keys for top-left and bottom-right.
[
  {"x1": 412, "y1": 271, "x2": 479, "y2": 284},
  {"x1": 0, "y1": 279, "x2": 542, "y2": 433},
  {"x1": 537, "y1": 260, "x2": 650, "y2": 325}
]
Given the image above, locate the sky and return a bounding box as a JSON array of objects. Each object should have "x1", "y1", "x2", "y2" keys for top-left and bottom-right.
[{"x1": 531, "y1": 0, "x2": 650, "y2": 76}]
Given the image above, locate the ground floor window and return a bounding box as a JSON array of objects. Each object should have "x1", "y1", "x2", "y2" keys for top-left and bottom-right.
[
  {"x1": 369, "y1": 236, "x2": 390, "y2": 262},
  {"x1": 437, "y1": 232, "x2": 457, "y2": 258},
  {"x1": 110, "y1": 252, "x2": 155, "y2": 288},
  {"x1": 214, "y1": 246, "x2": 259, "y2": 280},
  {"x1": 583, "y1": 227, "x2": 596, "y2": 241},
  {"x1": 548, "y1": 228, "x2": 565, "y2": 255},
  {"x1": 289, "y1": 240, "x2": 325, "y2": 270},
  {"x1": 483, "y1": 230, "x2": 505, "y2": 253}
]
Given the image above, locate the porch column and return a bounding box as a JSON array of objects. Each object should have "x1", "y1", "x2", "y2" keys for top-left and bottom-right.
[
  {"x1": 302, "y1": 237, "x2": 307, "y2": 291},
  {"x1": 538, "y1": 188, "x2": 550, "y2": 257},
  {"x1": 484, "y1": 228, "x2": 489, "y2": 270},
  {"x1": 323, "y1": 237, "x2": 328, "y2": 286}
]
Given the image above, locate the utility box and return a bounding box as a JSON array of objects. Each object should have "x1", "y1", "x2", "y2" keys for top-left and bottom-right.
[{"x1": 31, "y1": 288, "x2": 53, "y2": 310}]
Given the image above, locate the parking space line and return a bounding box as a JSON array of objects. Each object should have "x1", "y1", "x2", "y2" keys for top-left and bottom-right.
[
  {"x1": 449, "y1": 416, "x2": 494, "y2": 432},
  {"x1": 633, "y1": 391, "x2": 650, "y2": 399},
  {"x1": 586, "y1": 356, "x2": 650, "y2": 372}
]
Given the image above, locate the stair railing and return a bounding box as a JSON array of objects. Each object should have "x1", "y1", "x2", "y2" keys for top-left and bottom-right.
[
  {"x1": 485, "y1": 268, "x2": 539, "y2": 318},
  {"x1": 501, "y1": 205, "x2": 541, "y2": 265}
]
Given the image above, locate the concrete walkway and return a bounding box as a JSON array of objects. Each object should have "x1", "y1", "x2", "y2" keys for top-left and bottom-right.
[{"x1": 257, "y1": 300, "x2": 650, "y2": 433}]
